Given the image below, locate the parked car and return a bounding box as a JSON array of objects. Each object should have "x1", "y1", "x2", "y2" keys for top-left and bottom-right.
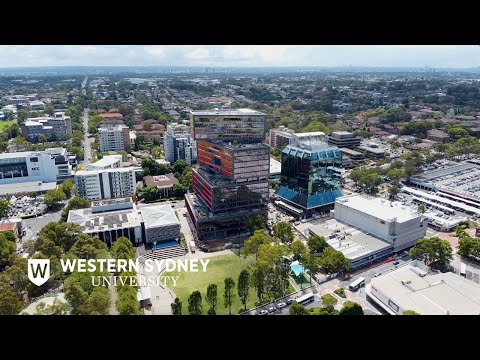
[
  {"x1": 301, "y1": 219, "x2": 307, "y2": 223},
  {"x1": 286, "y1": 298, "x2": 295, "y2": 305},
  {"x1": 393, "y1": 260, "x2": 400, "y2": 265},
  {"x1": 267, "y1": 306, "x2": 276, "y2": 313},
  {"x1": 276, "y1": 302, "x2": 287, "y2": 309},
  {"x1": 257, "y1": 309, "x2": 268, "y2": 315},
  {"x1": 374, "y1": 272, "x2": 381, "y2": 277}
]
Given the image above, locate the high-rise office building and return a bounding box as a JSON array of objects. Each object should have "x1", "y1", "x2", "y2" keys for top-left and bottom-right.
[
  {"x1": 276, "y1": 132, "x2": 343, "y2": 216},
  {"x1": 185, "y1": 109, "x2": 269, "y2": 242},
  {"x1": 163, "y1": 122, "x2": 197, "y2": 165}
]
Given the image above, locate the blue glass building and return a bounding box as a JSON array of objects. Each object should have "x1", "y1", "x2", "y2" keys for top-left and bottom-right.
[{"x1": 276, "y1": 140, "x2": 343, "y2": 211}]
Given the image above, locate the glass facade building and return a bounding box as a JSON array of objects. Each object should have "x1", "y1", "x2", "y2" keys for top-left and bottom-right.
[
  {"x1": 277, "y1": 142, "x2": 343, "y2": 210},
  {"x1": 186, "y1": 109, "x2": 269, "y2": 242}
]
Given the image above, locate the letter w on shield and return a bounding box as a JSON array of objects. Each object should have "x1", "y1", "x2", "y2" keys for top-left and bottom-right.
[{"x1": 28, "y1": 259, "x2": 50, "y2": 286}]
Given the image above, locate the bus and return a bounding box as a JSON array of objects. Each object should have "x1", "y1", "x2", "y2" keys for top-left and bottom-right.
[
  {"x1": 460, "y1": 262, "x2": 467, "y2": 277},
  {"x1": 348, "y1": 277, "x2": 366, "y2": 291},
  {"x1": 189, "y1": 241, "x2": 196, "y2": 253},
  {"x1": 295, "y1": 292, "x2": 315, "y2": 305}
]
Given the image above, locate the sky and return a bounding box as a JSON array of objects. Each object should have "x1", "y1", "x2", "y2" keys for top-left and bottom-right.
[{"x1": 0, "y1": 45, "x2": 479, "y2": 68}]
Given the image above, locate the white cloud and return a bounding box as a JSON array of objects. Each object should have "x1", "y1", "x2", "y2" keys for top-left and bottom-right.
[{"x1": 0, "y1": 45, "x2": 479, "y2": 68}]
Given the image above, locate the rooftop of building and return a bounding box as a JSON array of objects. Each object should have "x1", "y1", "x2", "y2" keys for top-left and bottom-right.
[
  {"x1": 270, "y1": 157, "x2": 281, "y2": 175},
  {"x1": 144, "y1": 173, "x2": 179, "y2": 188},
  {"x1": 201, "y1": 140, "x2": 269, "y2": 151},
  {"x1": 98, "y1": 124, "x2": 128, "y2": 130},
  {"x1": 282, "y1": 143, "x2": 342, "y2": 159},
  {"x1": 140, "y1": 204, "x2": 179, "y2": 229},
  {"x1": 67, "y1": 204, "x2": 141, "y2": 232},
  {"x1": 0, "y1": 222, "x2": 16, "y2": 232},
  {"x1": 299, "y1": 218, "x2": 391, "y2": 261},
  {"x1": 336, "y1": 194, "x2": 420, "y2": 223},
  {"x1": 411, "y1": 161, "x2": 478, "y2": 182},
  {"x1": 358, "y1": 146, "x2": 386, "y2": 154},
  {"x1": 329, "y1": 131, "x2": 356, "y2": 138},
  {"x1": 190, "y1": 108, "x2": 265, "y2": 116},
  {"x1": 75, "y1": 166, "x2": 134, "y2": 176},
  {"x1": 370, "y1": 264, "x2": 480, "y2": 315},
  {"x1": 0, "y1": 148, "x2": 67, "y2": 159},
  {"x1": 87, "y1": 155, "x2": 123, "y2": 169},
  {"x1": 339, "y1": 148, "x2": 364, "y2": 156},
  {"x1": 98, "y1": 113, "x2": 124, "y2": 119},
  {"x1": 0, "y1": 181, "x2": 57, "y2": 196}
]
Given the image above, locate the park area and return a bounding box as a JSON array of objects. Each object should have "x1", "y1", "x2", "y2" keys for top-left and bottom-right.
[{"x1": 164, "y1": 253, "x2": 293, "y2": 315}]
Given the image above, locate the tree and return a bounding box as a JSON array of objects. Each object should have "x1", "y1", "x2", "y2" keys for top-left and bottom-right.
[
  {"x1": 59, "y1": 179, "x2": 75, "y2": 199},
  {"x1": 151, "y1": 146, "x2": 163, "y2": 159},
  {"x1": 0, "y1": 233, "x2": 16, "y2": 267},
  {"x1": 86, "y1": 286, "x2": 111, "y2": 315},
  {"x1": 307, "y1": 235, "x2": 327, "y2": 254},
  {"x1": 35, "y1": 222, "x2": 83, "y2": 256},
  {"x1": 172, "y1": 160, "x2": 190, "y2": 175},
  {"x1": 417, "y1": 204, "x2": 425, "y2": 214},
  {"x1": 0, "y1": 199, "x2": 11, "y2": 219},
  {"x1": 446, "y1": 126, "x2": 468, "y2": 141},
  {"x1": 44, "y1": 188, "x2": 67, "y2": 208},
  {"x1": 458, "y1": 236, "x2": 478, "y2": 257},
  {"x1": 238, "y1": 270, "x2": 250, "y2": 311},
  {"x1": 224, "y1": 277, "x2": 236, "y2": 315},
  {"x1": 70, "y1": 235, "x2": 108, "y2": 260},
  {"x1": 64, "y1": 278, "x2": 88, "y2": 312},
  {"x1": 33, "y1": 298, "x2": 69, "y2": 315},
  {"x1": 0, "y1": 280, "x2": 23, "y2": 315},
  {"x1": 244, "y1": 214, "x2": 265, "y2": 235},
  {"x1": 142, "y1": 121, "x2": 152, "y2": 131},
  {"x1": 38, "y1": 134, "x2": 49, "y2": 143},
  {"x1": 111, "y1": 237, "x2": 135, "y2": 260},
  {"x1": 206, "y1": 283, "x2": 218, "y2": 315},
  {"x1": 303, "y1": 253, "x2": 320, "y2": 284},
  {"x1": 338, "y1": 301, "x2": 364, "y2": 315},
  {"x1": 117, "y1": 287, "x2": 141, "y2": 315},
  {"x1": 319, "y1": 247, "x2": 351, "y2": 274},
  {"x1": 291, "y1": 240, "x2": 307, "y2": 260},
  {"x1": 273, "y1": 221, "x2": 294, "y2": 245},
  {"x1": 388, "y1": 185, "x2": 400, "y2": 199},
  {"x1": 252, "y1": 268, "x2": 266, "y2": 304},
  {"x1": 289, "y1": 302, "x2": 309, "y2": 315},
  {"x1": 44, "y1": 104, "x2": 55, "y2": 116},
  {"x1": 60, "y1": 197, "x2": 91, "y2": 222},
  {"x1": 171, "y1": 297, "x2": 182, "y2": 315},
  {"x1": 403, "y1": 310, "x2": 420, "y2": 315},
  {"x1": 409, "y1": 237, "x2": 453, "y2": 267},
  {"x1": 387, "y1": 169, "x2": 404, "y2": 184},
  {"x1": 188, "y1": 290, "x2": 203, "y2": 315},
  {"x1": 242, "y1": 230, "x2": 271, "y2": 259},
  {"x1": 321, "y1": 294, "x2": 338, "y2": 312}
]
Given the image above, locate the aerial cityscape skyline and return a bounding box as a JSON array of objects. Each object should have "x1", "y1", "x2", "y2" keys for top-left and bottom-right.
[{"x1": 1, "y1": 45, "x2": 480, "y2": 68}]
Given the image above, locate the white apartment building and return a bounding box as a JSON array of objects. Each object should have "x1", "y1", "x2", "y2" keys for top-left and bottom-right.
[
  {"x1": 21, "y1": 112, "x2": 72, "y2": 141},
  {"x1": 75, "y1": 167, "x2": 136, "y2": 200},
  {"x1": 269, "y1": 126, "x2": 296, "y2": 150},
  {"x1": 98, "y1": 124, "x2": 131, "y2": 152},
  {"x1": 86, "y1": 155, "x2": 123, "y2": 171},
  {"x1": 0, "y1": 148, "x2": 72, "y2": 185},
  {"x1": 163, "y1": 122, "x2": 197, "y2": 165}
]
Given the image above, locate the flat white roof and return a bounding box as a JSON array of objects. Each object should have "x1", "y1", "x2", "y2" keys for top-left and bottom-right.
[
  {"x1": 336, "y1": 194, "x2": 418, "y2": 222},
  {"x1": 269, "y1": 157, "x2": 281, "y2": 175},
  {"x1": 0, "y1": 181, "x2": 57, "y2": 195},
  {"x1": 140, "y1": 204, "x2": 179, "y2": 229},
  {"x1": 75, "y1": 166, "x2": 134, "y2": 176},
  {"x1": 370, "y1": 265, "x2": 480, "y2": 315},
  {"x1": 191, "y1": 108, "x2": 265, "y2": 116},
  {"x1": 88, "y1": 155, "x2": 122, "y2": 167}
]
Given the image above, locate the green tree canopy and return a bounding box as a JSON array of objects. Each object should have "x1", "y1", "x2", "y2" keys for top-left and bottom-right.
[
  {"x1": 409, "y1": 237, "x2": 453, "y2": 267},
  {"x1": 171, "y1": 297, "x2": 182, "y2": 315},
  {"x1": 44, "y1": 188, "x2": 67, "y2": 208},
  {"x1": 188, "y1": 290, "x2": 203, "y2": 315},
  {"x1": 273, "y1": 221, "x2": 294, "y2": 245},
  {"x1": 206, "y1": 283, "x2": 218, "y2": 315},
  {"x1": 319, "y1": 247, "x2": 351, "y2": 274},
  {"x1": 289, "y1": 302, "x2": 309, "y2": 315},
  {"x1": 244, "y1": 214, "x2": 265, "y2": 235},
  {"x1": 237, "y1": 270, "x2": 250, "y2": 311},
  {"x1": 223, "y1": 277, "x2": 236, "y2": 315},
  {"x1": 338, "y1": 301, "x2": 364, "y2": 315},
  {"x1": 307, "y1": 235, "x2": 327, "y2": 254},
  {"x1": 0, "y1": 199, "x2": 11, "y2": 219}
]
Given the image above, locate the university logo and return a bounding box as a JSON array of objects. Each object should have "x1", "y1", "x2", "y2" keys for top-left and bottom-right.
[{"x1": 28, "y1": 259, "x2": 50, "y2": 286}]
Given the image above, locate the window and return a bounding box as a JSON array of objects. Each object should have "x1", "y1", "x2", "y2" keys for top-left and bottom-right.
[
  {"x1": 30, "y1": 157, "x2": 38, "y2": 163},
  {"x1": 388, "y1": 299, "x2": 399, "y2": 312}
]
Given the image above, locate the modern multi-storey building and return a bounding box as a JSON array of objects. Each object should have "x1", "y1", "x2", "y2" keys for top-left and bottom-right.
[
  {"x1": 98, "y1": 124, "x2": 131, "y2": 152},
  {"x1": 86, "y1": 155, "x2": 123, "y2": 171},
  {"x1": 269, "y1": 126, "x2": 296, "y2": 150},
  {"x1": 163, "y1": 122, "x2": 197, "y2": 165},
  {"x1": 21, "y1": 112, "x2": 72, "y2": 142},
  {"x1": 186, "y1": 109, "x2": 269, "y2": 242},
  {"x1": 0, "y1": 148, "x2": 72, "y2": 194},
  {"x1": 74, "y1": 167, "x2": 136, "y2": 200},
  {"x1": 276, "y1": 132, "x2": 343, "y2": 215},
  {"x1": 327, "y1": 131, "x2": 361, "y2": 149}
]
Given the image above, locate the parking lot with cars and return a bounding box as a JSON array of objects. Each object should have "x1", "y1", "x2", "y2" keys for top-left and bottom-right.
[{"x1": 4, "y1": 195, "x2": 47, "y2": 218}]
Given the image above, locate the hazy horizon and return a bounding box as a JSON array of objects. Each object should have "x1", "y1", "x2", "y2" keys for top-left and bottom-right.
[{"x1": 0, "y1": 45, "x2": 479, "y2": 69}]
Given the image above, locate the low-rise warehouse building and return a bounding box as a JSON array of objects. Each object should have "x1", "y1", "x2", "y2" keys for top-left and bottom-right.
[{"x1": 366, "y1": 264, "x2": 480, "y2": 315}]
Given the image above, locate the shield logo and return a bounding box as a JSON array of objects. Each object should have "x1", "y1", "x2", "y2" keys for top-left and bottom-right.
[{"x1": 28, "y1": 259, "x2": 50, "y2": 286}]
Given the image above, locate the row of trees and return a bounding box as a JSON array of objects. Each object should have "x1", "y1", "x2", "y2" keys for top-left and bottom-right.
[
  {"x1": 289, "y1": 300, "x2": 364, "y2": 315},
  {"x1": 44, "y1": 180, "x2": 75, "y2": 209}
]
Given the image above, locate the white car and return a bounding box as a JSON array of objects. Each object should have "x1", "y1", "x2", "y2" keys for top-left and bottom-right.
[
  {"x1": 267, "y1": 306, "x2": 276, "y2": 313},
  {"x1": 276, "y1": 302, "x2": 287, "y2": 309},
  {"x1": 258, "y1": 309, "x2": 268, "y2": 315}
]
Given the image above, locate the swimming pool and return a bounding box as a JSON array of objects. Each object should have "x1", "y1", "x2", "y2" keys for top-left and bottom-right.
[
  {"x1": 290, "y1": 264, "x2": 308, "y2": 276},
  {"x1": 152, "y1": 241, "x2": 177, "y2": 250}
]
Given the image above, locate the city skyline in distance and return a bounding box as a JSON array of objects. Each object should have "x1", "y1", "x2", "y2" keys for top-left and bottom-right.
[{"x1": 1, "y1": 45, "x2": 480, "y2": 69}]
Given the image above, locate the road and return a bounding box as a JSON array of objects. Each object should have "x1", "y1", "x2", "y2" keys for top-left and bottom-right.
[
  {"x1": 21, "y1": 207, "x2": 63, "y2": 246},
  {"x1": 81, "y1": 76, "x2": 87, "y2": 95},
  {"x1": 82, "y1": 108, "x2": 91, "y2": 167}
]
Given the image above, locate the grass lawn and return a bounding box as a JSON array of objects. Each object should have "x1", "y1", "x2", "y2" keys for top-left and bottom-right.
[
  {"x1": 0, "y1": 120, "x2": 16, "y2": 132},
  {"x1": 165, "y1": 253, "x2": 294, "y2": 315}
]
